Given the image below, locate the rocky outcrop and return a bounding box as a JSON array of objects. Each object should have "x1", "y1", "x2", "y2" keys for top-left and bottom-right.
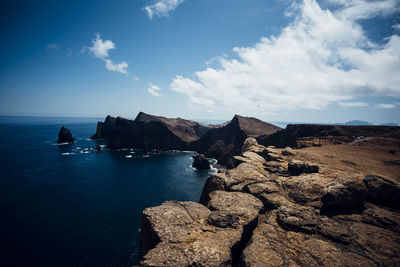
[
  {"x1": 363, "y1": 174, "x2": 400, "y2": 210},
  {"x1": 141, "y1": 138, "x2": 400, "y2": 266},
  {"x1": 91, "y1": 115, "x2": 116, "y2": 140},
  {"x1": 57, "y1": 126, "x2": 74, "y2": 144},
  {"x1": 258, "y1": 124, "x2": 400, "y2": 148},
  {"x1": 91, "y1": 113, "x2": 281, "y2": 167},
  {"x1": 192, "y1": 155, "x2": 210, "y2": 170},
  {"x1": 135, "y1": 112, "x2": 214, "y2": 143},
  {"x1": 191, "y1": 115, "x2": 281, "y2": 168}
]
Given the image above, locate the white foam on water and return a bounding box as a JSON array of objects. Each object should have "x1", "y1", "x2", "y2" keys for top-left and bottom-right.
[
  {"x1": 57, "y1": 142, "x2": 70, "y2": 146},
  {"x1": 76, "y1": 147, "x2": 81, "y2": 150},
  {"x1": 61, "y1": 152, "x2": 75, "y2": 155},
  {"x1": 125, "y1": 155, "x2": 132, "y2": 158}
]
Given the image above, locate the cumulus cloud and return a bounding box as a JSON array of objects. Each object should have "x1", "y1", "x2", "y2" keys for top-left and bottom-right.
[
  {"x1": 89, "y1": 34, "x2": 115, "y2": 58},
  {"x1": 143, "y1": 0, "x2": 185, "y2": 20},
  {"x1": 105, "y1": 59, "x2": 128, "y2": 74},
  {"x1": 87, "y1": 34, "x2": 128, "y2": 75},
  {"x1": 338, "y1": 101, "x2": 368, "y2": 107},
  {"x1": 170, "y1": 0, "x2": 400, "y2": 116},
  {"x1": 148, "y1": 83, "x2": 162, "y2": 97},
  {"x1": 376, "y1": 103, "x2": 396, "y2": 109}
]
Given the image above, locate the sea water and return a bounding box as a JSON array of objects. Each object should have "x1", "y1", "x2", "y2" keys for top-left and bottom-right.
[{"x1": 0, "y1": 116, "x2": 214, "y2": 266}]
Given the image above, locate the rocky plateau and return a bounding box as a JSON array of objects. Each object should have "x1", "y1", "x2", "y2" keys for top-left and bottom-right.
[{"x1": 140, "y1": 138, "x2": 400, "y2": 266}]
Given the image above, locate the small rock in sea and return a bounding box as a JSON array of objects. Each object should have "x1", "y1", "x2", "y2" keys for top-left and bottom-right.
[
  {"x1": 58, "y1": 126, "x2": 74, "y2": 144},
  {"x1": 192, "y1": 154, "x2": 211, "y2": 170},
  {"x1": 95, "y1": 145, "x2": 101, "y2": 152}
]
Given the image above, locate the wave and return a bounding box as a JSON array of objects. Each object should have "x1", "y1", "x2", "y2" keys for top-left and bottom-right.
[
  {"x1": 125, "y1": 155, "x2": 132, "y2": 158},
  {"x1": 61, "y1": 152, "x2": 75, "y2": 155}
]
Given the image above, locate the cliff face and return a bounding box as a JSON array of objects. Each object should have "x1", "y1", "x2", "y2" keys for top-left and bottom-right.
[
  {"x1": 258, "y1": 124, "x2": 400, "y2": 148},
  {"x1": 191, "y1": 115, "x2": 281, "y2": 168},
  {"x1": 140, "y1": 138, "x2": 400, "y2": 266},
  {"x1": 91, "y1": 113, "x2": 281, "y2": 166},
  {"x1": 135, "y1": 112, "x2": 214, "y2": 142},
  {"x1": 107, "y1": 117, "x2": 189, "y2": 150},
  {"x1": 91, "y1": 115, "x2": 116, "y2": 140}
]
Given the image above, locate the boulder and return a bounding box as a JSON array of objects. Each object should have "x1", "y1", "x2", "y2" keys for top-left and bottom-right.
[
  {"x1": 363, "y1": 175, "x2": 400, "y2": 210},
  {"x1": 288, "y1": 160, "x2": 319, "y2": 175},
  {"x1": 242, "y1": 137, "x2": 258, "y2": 153},
  {"x1": 57, "y1": 126, "x2": 74, "y2": 144},
  {"x1": 321, "y1": 177, "x2": 367, "y2": 211},
  {"x1": 192, "y1": 154, "x2": 211, "y2": 170}
]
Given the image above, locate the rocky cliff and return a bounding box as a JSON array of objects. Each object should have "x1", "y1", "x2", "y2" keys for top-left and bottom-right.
[
  {"x1": 258, "y1": 124, "x2": 400, "y2": 148},
  {"x1": 91, "y1": 113, "x2": 281, "y2": 166},
  {"x1": 140, "y1": 138, "x2": 400, "y2": 266},
  {"x1": 191, "y1": 115, "x2": 281, "y2": 168}
]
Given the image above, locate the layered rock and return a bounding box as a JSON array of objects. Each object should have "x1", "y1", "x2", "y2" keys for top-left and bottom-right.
[
  {"x1": 141, "y1": 138, "x2": 400, "y2": 266},
  {"x1": 57, "y1": 126, "x2": 74, "y2": 144}
]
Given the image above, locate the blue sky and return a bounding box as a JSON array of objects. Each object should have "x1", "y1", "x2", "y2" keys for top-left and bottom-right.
[{"x1": 0, "y1": 0, "x2": 399, "y2": 124}]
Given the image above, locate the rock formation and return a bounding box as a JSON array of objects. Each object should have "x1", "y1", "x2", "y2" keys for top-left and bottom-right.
[
  {"x1": 192, "y1": 155, "x2": 211, "y2": 170},
  {"x1": 57, "y1": 126, "x2": 74, "y2": 144},
  {"x1": 91, "y1": 113, "x2": 281, "y2": 167},
  {"x1": 258, "y1": 124, "x2": 400, "y2": 148},
  {"x1": 191, "y1": 115, "x2": 281, "y2": 168},
  {"x1": 140, "y1": 138, "x2": 400, "y2": 266}
]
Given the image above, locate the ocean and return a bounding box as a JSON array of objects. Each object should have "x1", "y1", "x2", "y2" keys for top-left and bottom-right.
[{"x1": 0, "y1": 116, "x2": 214, "y2": 266}]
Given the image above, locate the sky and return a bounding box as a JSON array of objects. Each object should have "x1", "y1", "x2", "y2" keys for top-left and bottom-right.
[{"x1": 0, "y1": 0, "x2": 399, "y2": 124}]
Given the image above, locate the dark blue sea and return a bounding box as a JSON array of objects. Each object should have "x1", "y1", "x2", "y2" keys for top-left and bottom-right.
[{"x1": 0, "y1": 116, "x2": 214, "y2": 267}]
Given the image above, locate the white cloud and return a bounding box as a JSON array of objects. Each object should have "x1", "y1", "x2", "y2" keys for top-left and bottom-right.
[
  {"x1": 148, "y1": 83, "x2": 162, "y2": 97},
  {"x1": 376, "y1": 103, "x2": 396, "y2": 109},
  {"x1": 328, "y1": 0, "x2": 400, "y2": 20},
  {"x1": 46, "y1": 43, "x2": 60, "y2": 51},
  {"x1": 105, "y1": 59, "x2": 128, "y2": 74},
  {"x1": 338, "y1": 101, "x2": 368, "y2": 107},
  {"x1": 87, "y1": 33, "x2": 128, "y2": 75},
  {"x1": 132, "y1": 75, "x2": 140, "y2": 81},
  {"x1": 394, "y1": 24, "x2": 400, "y2": 31},
  {"x1": 170, "y1": 0, "x2": 400, "y2": 116},
  {"x1": 143, "y1": 0, "x2": 185, "y2": 20},
  {"x1": 89, "y1": 33, "x2": 115, "y2": 58}
]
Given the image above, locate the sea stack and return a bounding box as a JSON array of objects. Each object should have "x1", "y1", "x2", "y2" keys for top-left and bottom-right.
[
  {"x1": 192, "y1": 154, "x2": 211, "y2": 170},
  {"x1": 58, "y1": 126, "x2": 74, "y2": 144}
]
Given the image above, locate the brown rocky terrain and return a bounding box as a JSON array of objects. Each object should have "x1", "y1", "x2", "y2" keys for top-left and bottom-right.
[
  {"x1": 258, "y1": 124, "x2": 400, "y2": 148},
  {"x1": 140, "y1": 138, "x2": 400, "y2": 266}
]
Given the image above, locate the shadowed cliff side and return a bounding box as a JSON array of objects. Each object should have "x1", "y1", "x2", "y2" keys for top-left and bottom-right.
[
  {"x1": 91, "y1": 113, "x2": 281, "y2": 167},
  {"x1": 191, "y1": 115, "x2": 281, "y2": 168}
]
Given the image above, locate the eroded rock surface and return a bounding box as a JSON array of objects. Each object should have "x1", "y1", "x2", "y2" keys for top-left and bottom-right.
[{"x1": 140, "y1": 138, "x2": 400, "y2": 266}]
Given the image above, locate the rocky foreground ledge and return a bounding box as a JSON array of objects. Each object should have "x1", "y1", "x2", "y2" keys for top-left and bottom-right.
[{"x1": 140, "y1": 138, "x2": 400, "y2": 266}]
